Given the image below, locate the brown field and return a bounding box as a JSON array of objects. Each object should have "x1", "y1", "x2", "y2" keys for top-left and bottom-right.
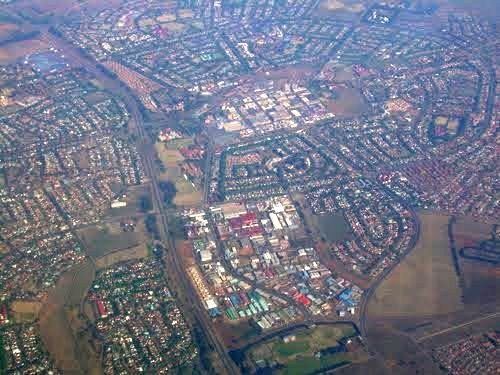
[
  {"x1": 95, "y1": 243, "x2": 148, "y2": 269},
  {"x1": 155, "y1": 140, "x2": 202, "y2": 207},
  {"x1": 453, "y1": 216, "x2": 492, "y2": 246},
  {"x1": 460, "y1": 259, "x2": 500, "y2": 305},
  {"x1": 10, "y1": 300, "x2": 42, "y2": 322},
  {"x1": 363, "y1": 212, "x2": 500, "y2": 374},
  {"x1": 0, "y1": 38, "x2": 50, "y2": 64},
  {"x1": 326, "y1": 86, "x2": 369, "y2": 118},
  {"x1": 176, "y1": 240, "x2": 196, "y2": 265},
  {"x1": 38, "y1": 260, "x2": 101, "y2": 374},
  {"x1": 78, "y1": 221, "x2": 146, "y2": 259},
  {"x1": 215, "y1": 320, "x2": 260, "y2": 348},
  {"x1": 366, "y1": 323, "x2": 442, "y2": 375},
  {"x1": 0, "y1": 242, "x2": 9, "y2": 254},
  {"x1": 369, "y1": 212, "x2": 463, "y2": 318},
  {"x1": 451, "y1": 216, "x2": 498, "y2": 304}
]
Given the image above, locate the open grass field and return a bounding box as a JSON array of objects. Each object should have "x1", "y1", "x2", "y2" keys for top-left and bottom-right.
[
  {"x1": 369, "y1": 212, "x2": 463, "y2": 317},
  {"x1": 247, "y1": 324, "x2": 362, "y2": 374},
  {"x1": 95, "y1": 243, "x2": 148, "y2": 269},
  {"x1": 38, "y1": 260, "x2": 100, "y2": 374},
  {"x1": 315, "y1": 212, "x2": 352, "y2": 243},
  {"x1": 78, "y1": 222, "x2": 143, "y2": 259},
  {"x1": 155, "y1": 140, "x2": 202, "y2": 206}
]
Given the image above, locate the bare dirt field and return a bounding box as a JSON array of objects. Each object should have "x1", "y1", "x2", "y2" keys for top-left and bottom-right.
[
  {"x1": 460, "y1": 258, "x2": 500, "y2": 304},
  {"x1": 369, "y1": 212, "x2": 463, "y2": 318}
]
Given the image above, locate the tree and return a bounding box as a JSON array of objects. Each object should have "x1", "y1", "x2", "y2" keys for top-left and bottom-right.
[
  {"x1": 145, "y1": 214, "x2": 159, "y2": 239},
  {"x1": 139, "y1": 194, "x2": 153, "y2": 212},
  {"x1": 158, "y1": 181, "x2": 177, "y2": 206}
]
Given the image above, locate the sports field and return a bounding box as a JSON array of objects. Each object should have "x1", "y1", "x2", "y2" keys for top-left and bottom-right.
[{"x1": 247, "y1": 324, "x2": 363, "y2": 374}]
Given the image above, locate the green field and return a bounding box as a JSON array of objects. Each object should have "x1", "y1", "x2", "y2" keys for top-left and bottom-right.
[
  {"x1": 316, "y1": 212, "x2": 352, "y2": 242},
  {"x1": 275, "y1": 340, "x2": 310, "y2": 357},
  {"x1": 78, "y1": 225, "x2": 141, "y2": 259},
  {"x1": 302, "y1": 208, "x2": 352, "y2": 243},
  {"x1": 247, "y1": 324, "x2": 360, "y2": 374}
]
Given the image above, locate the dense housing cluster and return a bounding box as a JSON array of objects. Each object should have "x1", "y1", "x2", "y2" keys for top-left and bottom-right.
[
  {"x1": 433, "y1": 331, "x2": 499, "y2": 375},
  {"x1": 88, "y1": 259, "x2": 197, "y2": 374},
  {"x1": 1, "y1": 324, "x2": 57, "y2": 374},
  {"x1": 0, "y1": 0, "x2": 498, "y2": 372},
  {"x1": 0, "y1": 55, "x2": 148, "y2": 305}
]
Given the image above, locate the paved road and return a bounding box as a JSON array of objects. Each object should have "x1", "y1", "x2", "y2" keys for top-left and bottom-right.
[{"x1": 417, "y1": 312, "x2": 500, "y2": 343}]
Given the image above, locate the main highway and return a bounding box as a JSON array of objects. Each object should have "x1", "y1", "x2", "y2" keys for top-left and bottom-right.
[{"x1": 44, "y1": 30, "x2": 240, "y2": 375}]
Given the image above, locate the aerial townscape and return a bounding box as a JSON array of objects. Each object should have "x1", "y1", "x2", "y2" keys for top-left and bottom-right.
[{"x1": 0, "y1": 0, "x2": 498, "y2": 374}]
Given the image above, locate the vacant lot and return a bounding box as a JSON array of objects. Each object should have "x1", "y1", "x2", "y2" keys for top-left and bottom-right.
[
  {"x1": 106, "y1": 185, "x2": 153, "y2": 218},
  {"x1": 38, "y1": 260, "x2": 100, "y2": 374},
  {"x1": 78, "y1": 223, "x2": 142, "y2": 259},
  {"x1": 369, "y1": 212, "x2": 463, "y2": 317},
  {"x1": 453, "y1": 216, "x2": 492, "y2": 247},
  {"x1": 314, "y1": 212, "x2": 352, "y2": 243},
  {"x1": 95, "y1": 244, "x2": 148, "y2": 269},
  {"x1": 155, "y1": 140, "x2": 202, "y2": 206},
  {"x1": 326, "y1": 86, "x2": 369, "y2": 117}
]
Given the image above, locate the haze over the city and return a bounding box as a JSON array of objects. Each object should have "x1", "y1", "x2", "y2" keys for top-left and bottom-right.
[{"x1": 0, "y1": 0, "x2": 498, "y2": 374}]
